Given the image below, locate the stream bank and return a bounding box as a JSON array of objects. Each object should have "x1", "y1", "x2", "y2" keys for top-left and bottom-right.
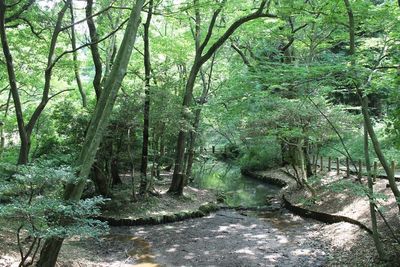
[
  {"x1": 3, "y1": 162, "x2": 394, "y2": 266},
  {"x1": 54, "y1": 163, "x2": 333, "y2": 266}
]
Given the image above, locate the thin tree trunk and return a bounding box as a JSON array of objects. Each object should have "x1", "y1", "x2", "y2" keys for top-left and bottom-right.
[
  {"x1": 86, "y1": 0, "x2": 103, "y2": 99},
  {"x1": 91, "y1": 162, "x2": 109, "y2": 196},
  {"x1": 70, "y1": 3, "x2": 87, "y2": 108},
  {"x1": 169, "y1": 63, "x2": 201, "y2": 195},
  {"x1": 343, "y1": 0, "x2": 400, "y2": 212},
  {"x1": 36, "y1": 1, "x2": 144, "y2": 265},
  {"x1": 110, "y1": 136, "x2": 122, "y2": 186},
  {"x1": 139, "y1": 0, "x2": 154, "y2": 196},
  {"x1": 185, "y1": 54, "x2": 216, "y2": 181},
  {"x1": 128, "y1": 127, "x2": 137, "y2": 200},
  {"x1": 364, "y1": 123, "x2": 387, "y2": 260},
  {"x1": 359, "y1": 93, "x2": 400, "y2": 212},
  {"x1": 70, "y1": 2, "x2": 87, "y2": 108},
  {"x1": 0, "y1": 1, "x2": 30, "y2": 164},
  {"x1": 304, "y1": 138, "x2": 313, "y2": 177}
]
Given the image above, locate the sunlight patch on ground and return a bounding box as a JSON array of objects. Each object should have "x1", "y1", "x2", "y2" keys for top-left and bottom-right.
[
  {"x1": 263, "y1": 253, "x2": 282, "y2": 262},
  {"x1": 276, "y1": 234, "x2": 289, "y2": 244},
  {"x1": 291, "y1": 248, "x2": 312, "y2": 256},
  {"x1": 235, "y1": 247, "x2": 255, "y2": 255}
]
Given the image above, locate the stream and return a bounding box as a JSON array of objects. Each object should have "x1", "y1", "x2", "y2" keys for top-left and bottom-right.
[{"x1": 67, "y1": 162, "x2": 330, "y2": 266}]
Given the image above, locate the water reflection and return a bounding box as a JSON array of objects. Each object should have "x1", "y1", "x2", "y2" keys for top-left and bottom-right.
[{"x1": 193, "y1": 161, "x2": 280, "y2": 207}]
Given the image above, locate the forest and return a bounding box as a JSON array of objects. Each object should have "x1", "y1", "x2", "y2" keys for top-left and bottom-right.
[{"x1": 0, "y1": 0, "x2": 400, "y2": 266}]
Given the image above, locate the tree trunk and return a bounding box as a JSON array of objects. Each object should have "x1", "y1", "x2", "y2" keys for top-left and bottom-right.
[
  {"x1": 343, "y1": 0, "x2": 400, "y2": 212},
  {"x1": 304, "y1": 138, "x2": 313, "y2": 177},
  {"x1": 0, "y1": 0, "x2": 31, "y2": 164},
  {"x1": 36, "y1": 1, "x2": 144, "y2": 265},
  {"x1": 1, "y1": 0, "x2": 71, "y2": 164},
  {"x1": 91, "y1": 162, "x2": 109, "y2": 196},
  {"x1": 86, "y1": 0, "x2": 103, "y2": 99},
  {"x1": 185, "y1": 54, "x2": 216, "y2": 182},
  {"x1": 111, "y1": 158, "x2": 122, "y2": 186},
  {"x1": 169, "y1": 0, "x2": 272, "y2": 195},
  {"x1": 360, "y1": 93, "x2": 400, "y2": 212},
  {"x1": 70, "y1": 2, "x2": 87, "y2": 108},
  {"x1": 169, "y1": 63, "x2": 201, "y2": 195},
  {"x1": 139, "y1": 0, "x2": 154, "y2": 196},
  {"x1": 363, "y1": 123, "x2": 387, "y2": 260}
]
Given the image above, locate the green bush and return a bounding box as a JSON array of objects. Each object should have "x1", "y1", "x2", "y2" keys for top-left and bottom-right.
[
  {"x1": 240, "y1": 138, "x2": 281, "y2": 171},
  {"x1": 0, "y1": 161, "x2": 108, "y2": 266}
]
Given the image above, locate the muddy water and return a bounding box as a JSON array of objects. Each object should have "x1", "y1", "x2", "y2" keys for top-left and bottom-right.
[{"x1": 103, "y1": 163, "x2": 328, "y2": 267}]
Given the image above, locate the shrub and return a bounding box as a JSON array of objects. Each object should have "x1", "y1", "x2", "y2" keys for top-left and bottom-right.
[
  {"x1": 0, "y1": 161, "x2": 108, "y2": 266},
  {"x1": 240, "y1": 138, "x2": 281, "y2": 171}
]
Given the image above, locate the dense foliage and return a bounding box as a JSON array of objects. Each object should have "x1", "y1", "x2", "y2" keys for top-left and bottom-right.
[{"x1": 1, "y1": 0, "x2": 400, "y2": 265}]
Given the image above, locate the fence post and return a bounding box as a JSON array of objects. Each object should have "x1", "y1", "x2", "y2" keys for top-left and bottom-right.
[
  {"x1": 320, "y1": 156, "x2": 323, "y2": 171},
  {"x1": 346, "y1": 157, "x2": 350, "y2": 178},
  {"x1": 328, "y1": 157, "x2": 331, "y2": 171},
  {"x1": 373, "y1": 161, "x2": 377, "y2": 182},
  {"x1": 336, "y1": 158, "x2": 340, "y2": 175},
  {"x1": 212, "y1": 146, "x2": 215, "y2": 154},
  {"x1": 358, "y1": 159, "x2": 362, "y2": 181}
]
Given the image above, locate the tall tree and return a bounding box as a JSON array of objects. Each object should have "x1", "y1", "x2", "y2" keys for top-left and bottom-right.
[
  {"x1": 169, "y1": 0, "x2": 276, "y2": 195},
  {"x1": 0, "y1": 0, "x2": 72, "y2": 164},
  {"x1": 36, "y1": 0, "x2": 145, "y2": 265},
  {"x1": 139, "y1": 0, "x2": 154, "y2": 196},
  {"x1": 342, "y1": 0, "x2": 400, "y2": 212}
]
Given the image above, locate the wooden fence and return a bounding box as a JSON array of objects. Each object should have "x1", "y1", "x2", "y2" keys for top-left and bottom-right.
[
  {"x1": 205, "y1": 146, "x2": 400, "y2": 182},
  {"x1": 312, "y1": 155, "x2": 400, "y2": 182}
]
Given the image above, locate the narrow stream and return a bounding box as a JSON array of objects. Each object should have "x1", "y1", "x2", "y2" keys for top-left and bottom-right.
[
  {"x1": 85, "y1": 162, "x2": 328, "y2": 266},
  {"x1": 194, "y1": 160, "x2": 281, "y2": 207}
]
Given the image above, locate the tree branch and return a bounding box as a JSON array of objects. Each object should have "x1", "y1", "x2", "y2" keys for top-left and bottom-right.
[
  {"x1": 5, "y1": 0, "x2": 34, "y2": 23},
  {"x1": 50, "y1": 17, "x2": 129, "y2": 71},
  {"x1": 198, "y1": 4, "x2": 223, "y2": 54},
  {"x1": 200, "y1": 0, "x2": 276, "y2": 64},
  {"x1": 231, "y1": 42, "x2": 251, "y2": 67}
]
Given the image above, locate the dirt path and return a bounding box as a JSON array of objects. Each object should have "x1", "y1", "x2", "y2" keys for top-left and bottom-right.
[{"x1": 61, "y1": 209, "x2": 330, "y2": 267}]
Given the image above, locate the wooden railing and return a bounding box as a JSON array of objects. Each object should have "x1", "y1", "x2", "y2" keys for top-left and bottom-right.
[{"x1": 312, "y1": 155, "x2": 400, "y2": 181}]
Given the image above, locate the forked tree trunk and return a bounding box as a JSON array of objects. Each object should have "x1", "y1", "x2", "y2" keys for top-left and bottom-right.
[
  {"x1": 36, "y1": 1, "x2": 144, "y2": 265},
  {"x1": 0, "y1": 0, "x2": 72, "y2": 164},
  {"x1": 169, "y1": 0, "x2": 273, "y2": 195}
]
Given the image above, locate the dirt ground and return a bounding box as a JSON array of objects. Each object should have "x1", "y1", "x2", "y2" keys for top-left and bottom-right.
[
  {"x1": 56, "y1": 209, "x2": 329, "y2": 267},
  {"x1": 1, "y1": 169, "x2": 400, "y2": 266},
  {"x1": 260, "y1": 168, "x2": 400, "y2": 266}
]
